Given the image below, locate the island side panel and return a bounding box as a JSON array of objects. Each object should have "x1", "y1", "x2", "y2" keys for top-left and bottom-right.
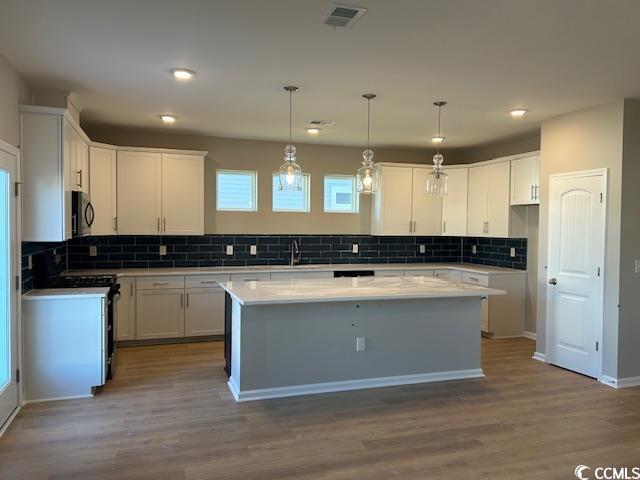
[
  {"x1": 236, "y1": 297, "x2": 482, "y2": 395},
  {"x1": 227, "y1": 298, "x2": 243, "y2": 398}
]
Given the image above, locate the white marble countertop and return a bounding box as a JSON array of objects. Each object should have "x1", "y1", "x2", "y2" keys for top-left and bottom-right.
[
  {"x1": 65, "y1": 262, "x2": 525, "y2": 278},
  {"x1": 23, "y1": 287, "x2": 111, "y2": 300},
  {"x1": 220, "y1": 275, "x2": 506, "y2": 306}
]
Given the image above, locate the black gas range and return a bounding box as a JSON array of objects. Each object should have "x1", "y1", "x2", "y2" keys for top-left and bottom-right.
[{"x1": 48, "y1": 275, "x2": 120, "y2": 380}]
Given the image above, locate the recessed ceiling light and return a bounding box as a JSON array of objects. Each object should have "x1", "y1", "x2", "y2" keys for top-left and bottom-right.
[
  {"x1": 509, "y1": 109, "x2": 528, "y2": 118},
  {"x1": 172, "y1": 69, "x2": 195, "y2": 80},
  {"x1": 431, "y1": 135, "x2": 445, "y2": 144},
  {"x1": 160, "y1": 114, "x2": 177, "y2": 124},
  {"x1": 306, "y1": 127, "x2": 321, "y2": 135}
]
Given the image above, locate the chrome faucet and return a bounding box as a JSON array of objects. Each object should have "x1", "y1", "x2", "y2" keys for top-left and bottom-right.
[{"x1": 290, "y1": 239, "x2": 302, "y2": 266}]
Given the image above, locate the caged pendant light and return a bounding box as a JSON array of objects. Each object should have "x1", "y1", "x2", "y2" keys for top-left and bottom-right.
[
  {"x1": 278, "y1": 85, "x2": 303, "y2": 190},
  {"x1": 356, "y1": 93, "x2": 379, "y2": 194},
  {"x1": 426, "y1": 101, "x2": 448, "y2": 196}
]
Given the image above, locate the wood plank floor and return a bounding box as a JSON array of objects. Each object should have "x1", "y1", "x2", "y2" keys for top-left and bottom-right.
[{"x1": 1, "y1": 338, "x2": 639, "y2": 479}]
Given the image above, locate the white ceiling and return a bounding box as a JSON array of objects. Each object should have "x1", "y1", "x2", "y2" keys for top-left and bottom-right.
[{"x1": 2, "y1": 0, "x2": 640, "y2": 148}]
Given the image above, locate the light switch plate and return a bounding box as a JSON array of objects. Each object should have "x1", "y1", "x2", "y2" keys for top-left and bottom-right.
[
  {"x1": 635, "y1": 259, "x2": 640, "y2": 273},
  {"x1": 89, "y1": 246, "x2": 98, "y2": 257},
  {"x1": 352, "y1": 244, "x2": 359, "y2": 254},
  {"x1": 28, "y1": 255, "x2": 32, "y2": 270},
  {"x1": 472, "y1": 245, "x2": 477, "y2": 254},
  {"x1": 419, "y1": 244, "x2": 426, "y2": 254},
  {"x1": 356, "y1": 336, "x2": 366, "y2": 352},
  {"x1": 159, "y1": 245, "x2": 167, "y2": 256},
  {"x1": 226, "y1": 245, "x2": 234, "y2": 256},
  {"x1": 510, "y1": 247, "x2": 516, "y2": 258},
  {"x1": 250, "y1": 245, "x2": 257, "y2": 255}
]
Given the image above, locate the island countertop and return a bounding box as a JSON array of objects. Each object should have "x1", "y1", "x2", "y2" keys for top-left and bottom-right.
[{"x1": 220, "y1": 275, "x2": 505, "y2": 306}]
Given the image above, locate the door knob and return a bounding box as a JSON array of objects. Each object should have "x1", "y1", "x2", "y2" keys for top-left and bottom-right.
[{"x1": 548, "y1": 278, "x2": 558, "y2": 285}]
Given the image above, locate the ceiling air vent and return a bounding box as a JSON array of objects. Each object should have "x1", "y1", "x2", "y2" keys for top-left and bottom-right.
[{"x1": 322, "y1": 4, "x2": 367, "y2": 28}]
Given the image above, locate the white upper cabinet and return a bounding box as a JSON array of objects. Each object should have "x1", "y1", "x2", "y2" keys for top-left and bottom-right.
[
  {"x1": 372, "y1": 164, "x2": 442, "y2": 236},
  {"x1": 161, "y1": 153, "x2": 204, "y2": 235},
  {"x1": 441, "y1": 167, "x2": 468, "y2": 236},
  {"x1": 116, "y1": 150, "x2": 162, "y2": 235},
  {"x1": 89, "y1": 146, "x2": 117, "y2": 235},
  {"x1": 467, "y1": 162, "x2": 511, "y2": 238},
  {"x1": 372, "y1": 166, "x2": 414, "y2": 235},
  {"x1": 510, "y1": 153, "x2": 540, "y2": 205},
  {"x1": 20, "y1": 106, "x2": 89, "y2": 241},
  {"x1": 412, "y1": 168, "x2": 442, "y2": 235}
]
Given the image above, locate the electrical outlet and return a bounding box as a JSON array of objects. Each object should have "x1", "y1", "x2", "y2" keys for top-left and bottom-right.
[
  {"x1": 510, "y1": 247, "x2": 516, "y2": 258},
  {"x1": 89, "y1": 246, "x2": 98, "y2": 257},
  {"x1": 28, "y1": 255, "x2": 32, "y2": 270},
  {"x1": 635, "y1": 259, "x2": 640, "y2": 273},
  {"x1": 250, "y1": 245, "x2": 257, "y2": 255},
  {"x1": 352, "y1": 244, "x2": 359, "y2": 254},
  {"x1": 356, "y1": 336, "x2": 366, "y2": 352},
  {"x1": 472, "y1": 245, "x2": 477, "y2": 254},
  {"x1": 226, "y1": 245, "x2": 234, "y2": 256},
  {"x1": 159, "y1": 245, "x2": 167, "y2": 256},
  {"x1": 419, "y1": 244, "x2": 426, "y2": 254}
]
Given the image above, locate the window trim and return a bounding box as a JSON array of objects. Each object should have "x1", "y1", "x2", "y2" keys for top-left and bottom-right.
[
  {"x1": 216, "y1": 169, "x2": 258, "y2": 212},
  {"x1": 323, "y1": 174, "x2": 359, "y2": 214},
  {"x1": 271, "y1": 172, "x2": 311, "y2": 213}
]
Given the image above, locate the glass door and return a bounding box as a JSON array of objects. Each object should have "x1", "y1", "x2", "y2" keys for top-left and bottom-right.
[{"x1": 0, "y1": 145, "x2": 18, "y2": 428}]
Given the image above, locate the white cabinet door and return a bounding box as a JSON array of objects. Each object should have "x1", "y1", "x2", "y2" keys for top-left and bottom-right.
[
  {"x1": 185, "y1": 288, "x2": 225, "y2": 336},
  {"x1": 136, "y1": 289, "x2": 185, "y2": 340},
  {"x1": 161, "y1": 153, "x2": 204, "y2": 235},
  {"x1": 116, "y1": 277, "x2": 136, "y2": 341},
  {"x1": 89, "y1": 147, "x2": 117, "y2": 235},
  {"x1": 372, "y1": 166, "x2": 413, "y2": 235},
  {"x1": 510, "y1": 154, "x2": 539, "y2": 205},
  {"x1": 411, "y1": 168, "x2": 442, "y2": 235},
  {"x1": 467, "y1": 165, "x2": 489, "y2": 236},
  {"x1": 442, "y1": 168, "x2": 468, "y2": 236},
  {"x1": 79, "y1": 139, "x2": 90, "y2": 193},
  {"x1": 487, "y1": 162, "x2": 511, "y2": 237},
  {"x1": 117, "y1": 151, "x2": 162, "y2": 235}
]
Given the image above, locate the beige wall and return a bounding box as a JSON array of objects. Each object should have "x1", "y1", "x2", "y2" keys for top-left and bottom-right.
[
  {"x1": 537, "y1": 101, "x2": 624, "y2": 378},
  {"x1": 0, "y1": 53, "x2": 31, "y2": 147},
  {"x1": 85, "y1": 125, "x2": 434, "y2": 234},
  {"x1": 618, "y1": 99, "x2": 640, "y2": 379},
  {"x1": 449, "y1": 134, "x2": 541, "y2": 165}
]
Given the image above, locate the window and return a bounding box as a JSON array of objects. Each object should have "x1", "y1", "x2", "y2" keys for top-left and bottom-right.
[
  {"x1": 272, "y1": 173, "x2": 310, "y2": 212},
  {"x1": 216, "y1": 170, "x2": 257, "y2": 211},
  {"x1": 323, "y1": 175, "x2": 359, "y2": 213}
]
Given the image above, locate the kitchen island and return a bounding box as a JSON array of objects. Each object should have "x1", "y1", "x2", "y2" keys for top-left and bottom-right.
[{"x1": 221, "y1": 275, "x2": 505, "y2": 402}]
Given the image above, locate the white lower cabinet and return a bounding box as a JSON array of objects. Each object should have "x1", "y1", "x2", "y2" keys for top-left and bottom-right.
[
  {"x1": 136, "y1": 289, "x2": 185, "y2": 340},
  {"x1": 185, "y1": 287, "x2": 225, "y2": 336},
  {"x1": 116, "y1": 277, "x2": 136, "y2": 341}
]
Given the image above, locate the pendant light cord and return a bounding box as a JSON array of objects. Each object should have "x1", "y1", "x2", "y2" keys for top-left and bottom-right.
[
  {"x1": 289, "y1": 89, "x2": 292, "y2": 146},
  {"x1": 437, "y1": 104, "x2": 442, "y2": 155},
  {"x1": 367, "y1": 97, "x2": 371, "y2": 151}
]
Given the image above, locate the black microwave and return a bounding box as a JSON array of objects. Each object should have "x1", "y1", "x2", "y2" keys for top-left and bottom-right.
[{"x1": 72, "y1": 191, "x2": 95, "y2": 236}]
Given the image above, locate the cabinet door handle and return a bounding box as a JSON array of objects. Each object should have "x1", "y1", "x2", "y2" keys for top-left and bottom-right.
[
  {"x1": 163, "y1": 218, "x2": 166, "y2": 232},
  {"x1": 468, "y1": 276, "x2": 479, "y2": 282},
  {"x1": 152, "y1": 282, "x2": 169, "y2": 286},
  {"x1": 409, "y1": 220, "x2": 412, "y2": 233},
  {"x1": 443, "y1": 221, "x2": 446, "y2": 233},
  {"x1": 186, "y1": 292, "x2": 189, "y2": 307},
  {"x1": 76, "y1": 170, "x2": 82, "y2": 187},
  {"x1": 180, "y1": 293, "x2": 184, "y2": 307},
  {"x1": 157, "y1": 217, "x2": 160, "y2": 233},
  {"x1": 199, "y1": 280, "x2": 219, "y2": 284},
  {"x1": 130, "y1": 283, "x2": 134, "y2": 297},
  {"x1": 530, "y1": 185, "x2": 534, "y2": 201}
]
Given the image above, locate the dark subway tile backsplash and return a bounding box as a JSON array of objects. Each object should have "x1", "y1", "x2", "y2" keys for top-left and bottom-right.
[{"x1": 21, "y1": 234, "x2": 527, "y2": 292}]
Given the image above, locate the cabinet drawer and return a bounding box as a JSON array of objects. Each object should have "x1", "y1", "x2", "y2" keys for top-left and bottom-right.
[
  {"x1": 185, "y1": 274, "x2": 230, "y2": 289},
  {"x1": 229, "y1": 272, "x2": 271, "y2": 282},
  {"x1": 137, "y1": 275, "x2": 185, "y2": 290},
  {"x1": 403, "y1": 269, "x2": 434, "y2": 277},
  {"x1": 461, "y1": 272, "x2": 489, "y2": 287},
  {"x1": 375, "y1": 269, "x2": 405, "y2": 277},
  {"x1": 433, "y1": 269, "x2": 452, "y2": 281}
]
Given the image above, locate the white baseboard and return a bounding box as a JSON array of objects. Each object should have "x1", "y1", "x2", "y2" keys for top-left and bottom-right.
[
  {"x1": 532, "y1": 352, "x2": 546, "y2": 362},
  {"x1": 23, "y1": 393, "x2": 93, "y2": 404},
  {"x1": 523, "y1": 331, "x2": 537, "y2": 340},
  {"x1": 0, "y1": 405, "x2": 21, "y2": 438},
  {"x1": 228, "y1": 369, "x2": 485, "y2": 402},
  {"x1": 599, "y1": 375, "x2": 640, "y2": 389}
]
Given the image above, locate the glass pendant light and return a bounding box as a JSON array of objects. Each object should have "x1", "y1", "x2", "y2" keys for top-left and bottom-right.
[
  {"x1": 426, "y1": 101, "x2": 448, "y2": 196},
  {"x1": 356, "y1": 93, "x2": 379, "y2": 194},
  {"x1": 278, "y1": 85, "x2": 303, "y2": 190}
]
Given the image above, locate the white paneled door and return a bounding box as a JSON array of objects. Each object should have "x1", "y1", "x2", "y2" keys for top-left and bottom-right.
[
  {"x1": 547, "y1": 170, "x2": 606, "y2": 378},
  {"x1": 0, "y1": 143, "x2": 19, "y2": 428}
]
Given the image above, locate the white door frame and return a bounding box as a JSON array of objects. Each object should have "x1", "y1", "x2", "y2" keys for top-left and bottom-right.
[
  {"x1": 0, "y1": 139, "x2": 21, "y2": 436},
  {"x1": 545, "y1": 168, "x2": 607, "y2": 381}
]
